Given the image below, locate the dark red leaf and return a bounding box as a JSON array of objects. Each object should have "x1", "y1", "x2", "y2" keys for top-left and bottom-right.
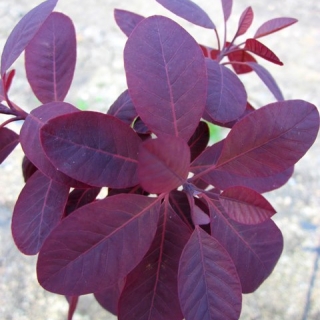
[
  {"x1": 107, "y1": 89, "x2": 137, "y2": 125},
  {"x1": 245, "y1": 38, "x2": 283, "y2": 65},
  {"x1": 20, "y1": 102, "x2": 87, "y2": 187},
  {"x1": 66, "y1": 296, "x2": 79, "y2": 320},
  {"x1": 0, "y1": 127, "x2": 19, "y2": 164},
  {"x1": 221, "y1": 0, "x2": 233, "y2": 22},
  {"x1": 12, "y1": 170, "x2": 69, "y2": 255},
  {"x1": 207, "y1": 198, "x2": 283, "y2": 293},
  {"x1": 199, "y1": 44, "x2": 219, "y2": 60},
  {"x1": 118, "y1": 200, "x2": 191, "y2": 320},
  {"x1": 37, "y1": 194, "x2": 160, "y2": 295},
  {"x1": 178, "y1": 226, "x2": 242, "y2": 319},
  {"x1": 220, "y1": 186, "x2": 276, "y2": 224},
  {"x1": 199, "y1": 100, "x2": 319, "y2": 178},
  {"x1": 138, "y1": 136, "x2": 190, "y2": 194},
  {"x1": 188, "y1": 121, "x2": 209, "y2": 162},
  {"x1": 254, "y1": 17, "x2": 298, "y2": 39},
  {"x1": 108, "y1": 185, "x2": 148, "y2": 197},
  {"x1": 246, "y1": 62, "x2": 284, "y2": 100},
  {"x1": 133, "y1": 117, "x2": 151, "y2": 135},
  {"x1": 228, "y1": 49, "x2": 257, "y2": 74},
  {"x1": 114, "y1": 9, "x2": 144, "y2": 37},
  {"x1": 25, "y1": 12, "x2": 76, "y2": 103},
  {"x1": 65, "y1": 187, "x2": 101, "y2": 216},
  {"x1": 40, "y1": 111, "x2": 141, "y2": 188},
  {"x1": 205, "y1": 58, "x2": 247, "y2": 123},
  {"x1": 4, "y1": 69, "x2": 16, "y2": 92},
  {"x1": 236, "y1": 6, "x2": 254, "y2": 37},
  {"x1": 94, "y1": 279, "x2": 125, "y2": 315},
  {"x1": 1, "y1": 0, "x2": 58, "y2": 75},
  {"x1": 191, "y1": 139, "x2": 295, "y2": 193},
  {"x1": 124, "y1": 16, "x2": 207, "y2": 141},
  {"x1": 156, "y1": 0, "x2": 216, "y2": 29},
  {"x1": 22, "y1": 156, "x2": 38, "y2": 182}
]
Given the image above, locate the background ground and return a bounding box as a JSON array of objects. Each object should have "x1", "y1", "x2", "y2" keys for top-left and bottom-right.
[{"x1": 0, "y1": 0, "x2": 319, "y2": 319}]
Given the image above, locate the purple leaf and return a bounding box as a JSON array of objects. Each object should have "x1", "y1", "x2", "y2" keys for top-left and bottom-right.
[
  {"x1": 118, "y1": 201, "x2": 191, "y2": 320},
  {"x1": 114, "y1": 9, "x2": 144, "y2": 37},
  {"x1": 20, "y1": 102, "x2": 87, "y2": 187},
  {"x1": 178, "y1": 226, "x2": 242, "y2": 319},
  {"x1": 191, "y1": 139, "x2": 295, "y2": 193},
  {"x1": 138, "y1": 136, "x2": 190, "y2": 193},
  {"x1": 227, "y1": 49, "x2": 257, "y2": 74},
  {"x1": 0, "y1": 127, "x2": 19, "y2": 164},
  {"x1": 188, "y1": 121, "x2": 209, "y2": 162},
  {"x1": 156, "y1": 0, "x2": 216, "y2": 29},
  {"x1": 192, "y1": 204, "x2": 210, "y2": 225},
  {"x1": 107, "y1": 89, "x2": 137, "y2": 125},
  {"x1": 236, "y1": 6, "x2": 254, "y2": 37},
  {"x1": 124, "y1": 16, "x2": 207, "y2": 141},
  {"x1": 220, "y1": 186, "x2": 276, "y2": 224},
  {"x1": 1, "y1": 0, "x2": 58, "y2": 75},
  {"x1": 94, "y1": 279, "x2": 125, "y2": 315},
  {"x1": 37, "y1": 194, "x2": 160, "y2": 295},
  {"x1": 12, "y1": 170, "x2": 69, "y2": 255},
  {"x1": 25, "y1": 12, "x2": 76, "y2": 103},
  {"x1": 22, "y1": 156, "x2": 38, "y2": 182},
  {"x1": 203, "y1": 100, "x2": 319, "y2": 178},
  {"x1": 207, "y1": 198, "x2": 283, "y2": 293},
  {"x1": 221, "y1": 0, "x2": 233, "y2": 22},
  {"x1": 245, "y1": 38, "x2": 283, "y2": 65},
  {"x1": 205, "y1": 58, "x2": 247, "y2": 123},
  {"x1": 40, "y1": 111, "x2": 141, "y2": 188},
  {"x1": 246, "y1": 62, "x2": 284, "y2": 100},
  {"x1": 254, "y1": 17, "x2": 298, "y2": 39}
]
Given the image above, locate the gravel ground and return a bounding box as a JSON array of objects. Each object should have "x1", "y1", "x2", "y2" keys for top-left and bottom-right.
[{"x1": 0, "y1": 0, "x2": 319, "y2": 319}]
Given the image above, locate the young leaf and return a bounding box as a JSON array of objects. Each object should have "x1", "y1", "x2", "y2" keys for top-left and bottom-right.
[
  {"x1": 156, "y1": 0, "x2": 216, "y2": 29},
  {"x1": 220, "y1": 186, "x2": 276, "y2": 224},
  {"x1": 37, "y1": 194, "x2": 160, "y2": 295},
  {"x1": 25, "y1": 12, "x2": 76, "y2": 103},
  {"x1": 94, "y1": 279, "x2": 125, "y2": 316},
  {"x1": 114, "y1": 9, "x2": 144, "y2": 37},
  {"x1": 118, "y1": 201, "x2": 191, "y2": 320},
  {"x1": 245, "y1": 38, "x2": 283, "y2": 65},
  {"x1": 124, "y1": 15, "x2": 207, "y2": 141},
  {"x1": 235, "y1": 6, "x2": 254, "y2": 37},
  {"x1": 254, "y1": 17, "x2": 298, "y2": 39},
  {"x1": 188, "y1": 121, "x2": 209, "y2": 162},
  {"x1": 12, "y1": 170, "x2": 69, "y2": 255},
  {"x1": 138, "y1": 136, "x2": 190, "y2": 194},
  {"x1": 207, "y1": 197, "x2": 283, "y2": 293},
  {"x1": 40, "y1": 111, "x2": 141, "y2": 188},
  {"x1": 204, "y1": 100, "x2": 319, "y2": 178},
  {"x1": 199, "y1": 44, "x2": 220, "y2": 60},
  {"x1": 205, "y1": 58, "x2": 247, "y2": 123},
  {"x1": 0, "y1": 127, "x2": 19, "y2": 164},
  {"x1": 178, "y1": 226, "x2": 242, "y2": 320},
  {"x1": 221, "y1": 0, "x2": 233, "y2": 22},
  {"x1": 107, "y1": 89, "x2": 137, "y2": 125},
  {"x1": 20, "y1": 102, "x2": 87, "y2": 187},
  {"x1": 1, "y1": 0, "x2": 58, "y2": 75},
  {"x1": 245, "y1": 62, "x2": 284, "y2": 100}
]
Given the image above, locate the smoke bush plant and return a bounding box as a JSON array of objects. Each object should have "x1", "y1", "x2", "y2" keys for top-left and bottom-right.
[{"x1": 0, "y1": 0, "x2": 319, "y2": 318}]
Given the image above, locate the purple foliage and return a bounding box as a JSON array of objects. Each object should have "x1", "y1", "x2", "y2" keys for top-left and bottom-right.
[{"x1": 0, "y1": 0, "x2": 319, "y2": 319}]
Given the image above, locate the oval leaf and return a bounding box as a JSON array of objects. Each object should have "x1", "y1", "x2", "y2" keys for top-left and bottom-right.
[
  {"x1": 245, "y1": 38, "x2": 283, "y2": 65},
  {"x1": 214, "y1": 100, "x2": 319, "y2": 177},
  {"x1": 124, "y1": 15, "x2": 207, "y2": 141},
  {"x1": 254, "y1": 17, "x2": 298, "y2": 39},
  {"x1": 37, "y1": 194, "x2": 160, "y2": 295},
  {"x1": 236, "y1": 6, "x2": 254, "y2": 37},
  {"x1": 114, "y1": 9, "x2": 144, "y2": 37},
  {"x1": 12, "y1": 170, "x2": 69, "y2": 255},
  {"x1": 25, "y1": 12, "x2": 76, "y2": 103},
  {"x1": 20, "y1": 102, "x2": 87, "y2": 187},
  {"x1": 156, "y1": 0, "x2": 215, "y2": 29},
  {"x1": 221, "y1": 0, "x2": 233, "y2": 22},
  {"x1": 205, "y1": 58, "x2": 247, "y2": 123},
  {"x1": 40, "y1": 111, "x2": 141, "y2": 188},
  {"x1": 220, "y1": 186, "x2": 276, "y2": 224},
  {"x1": 0, "y1": 127, "x2": 19, "y2": 164},
  {"x1": 118, "y1": 201, "x2": 191, "y2": 320},
  {"x1": 138, "y1": 136, "x2": 190, "y2": 193},
  {"x1": 178, "y1": 226, "x2": 242, "y2": 320},
  {"x1": 1, "y1": 0, "x2": 58, "y2": 75}
]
